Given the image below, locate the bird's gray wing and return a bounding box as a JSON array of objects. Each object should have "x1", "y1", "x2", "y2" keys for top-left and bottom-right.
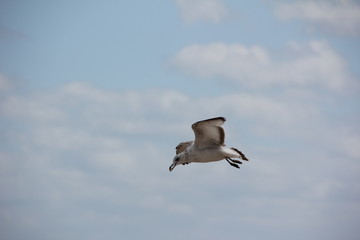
[
  {"x1": 175, "y1": 141, "x2": 194, "y2": 154},
  {"x1": 191, "y1": 117, "x2": 226, "y2": 149}
]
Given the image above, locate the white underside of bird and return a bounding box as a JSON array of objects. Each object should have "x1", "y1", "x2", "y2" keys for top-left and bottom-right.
[{"x1": 169, "y1": 117, "x2": 248, "y2": 172}]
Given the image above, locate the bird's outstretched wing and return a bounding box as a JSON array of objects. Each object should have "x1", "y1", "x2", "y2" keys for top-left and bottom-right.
[
  {"x1": 191, "y1": 117, "x2": 226, "y2": 149},
  {"x1": 175, "y1": 141, "x2": 193, "y2": 154}
]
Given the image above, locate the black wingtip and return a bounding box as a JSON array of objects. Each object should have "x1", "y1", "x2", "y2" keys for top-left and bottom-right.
[{"x1": 216, "y1": 116, "x2": 226, "y2": 122}]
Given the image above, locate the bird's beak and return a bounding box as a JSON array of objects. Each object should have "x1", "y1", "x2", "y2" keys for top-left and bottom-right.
[{"x1": 169, "y1": 163, "x2": 177, "y2": 172}]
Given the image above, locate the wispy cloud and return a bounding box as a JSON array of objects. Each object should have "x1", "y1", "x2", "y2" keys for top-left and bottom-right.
[
  {"x1": 175, "y1": 0, "x2": 230, "y2": 23},
  {"x1": 274, "y1": 0, "x2": 360, "y2": 35},
  {"x1": 1, "y1": 76, "x2": 359, "y2": 239},
  {"x1": 0, "y1": 74, "x2": 12, "y2": 91},
  {"x1": 171, "y1": 41, "x2": 355, "y2": 91}
]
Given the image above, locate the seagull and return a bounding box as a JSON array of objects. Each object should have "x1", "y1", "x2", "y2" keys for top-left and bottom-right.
[{"x1": 169, "y1": 117, "x2": 249, "y2": 171}]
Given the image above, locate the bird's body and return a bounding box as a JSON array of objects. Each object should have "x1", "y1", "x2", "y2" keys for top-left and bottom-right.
[
  {"x1": 169, "y1": 117, "x2": 248, "y2": 171},
  {"x1": 178, "y1": 144, "x2": 241, "y2": 163}
]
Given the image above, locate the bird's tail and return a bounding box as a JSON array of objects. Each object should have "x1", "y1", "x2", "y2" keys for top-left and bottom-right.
[{"x1": 231, "y1": 147, "x2": 249, "y2": 161}]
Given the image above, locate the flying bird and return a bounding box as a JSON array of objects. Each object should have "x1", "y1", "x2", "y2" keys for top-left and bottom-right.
[{"x1": 169, "y1": 117, "x2": 249, "y2": 171}]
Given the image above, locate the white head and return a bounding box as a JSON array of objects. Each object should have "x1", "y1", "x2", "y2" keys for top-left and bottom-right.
[{"x1": 169, "y1": 153, "x2": 185, "y2": 172}]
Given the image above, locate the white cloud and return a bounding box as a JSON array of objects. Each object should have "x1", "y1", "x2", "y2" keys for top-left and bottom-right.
[
  {"x1": 167, "y1": 203, "x2": 192, "y2": 214},
  {"x1": 274, "y1": 0, "x2": 360, "y2": 35},
  {"x1": 340, "y1": 131, "x2": 360, "y2": 159},
  {"x1": 171, "y1": 41, "x2": 354, "y2": 91},
  {"x1": 1, "y1": 80, "x2": 359, "y2": 239},
  {"x1": 1, "y1": 94, "x2": 66, "y2": 122},
  {"x1": 175, "y1": 0, "x2": 230, "y2": 23},
  {"x1": 0, "y1": 74, "x2": 12, "y2": 91}
]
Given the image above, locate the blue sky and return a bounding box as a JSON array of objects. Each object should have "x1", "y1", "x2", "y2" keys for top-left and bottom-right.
[{"x1": 1, "y1": 0, "x2": 360, "y2": 239}]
